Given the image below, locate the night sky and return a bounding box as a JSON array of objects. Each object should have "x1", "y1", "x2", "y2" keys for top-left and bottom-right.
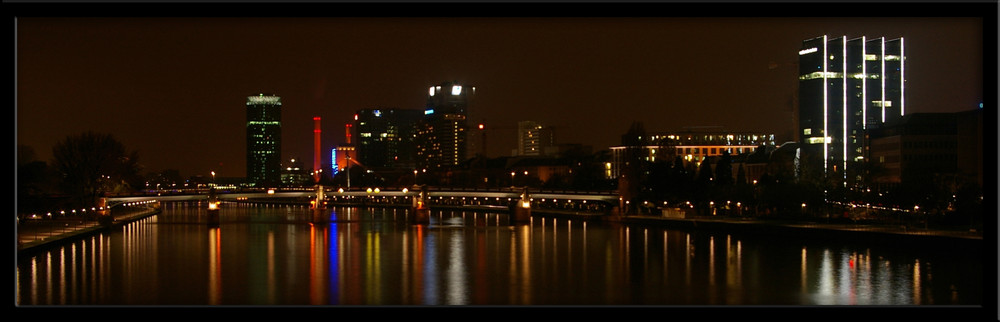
[{"x1": 14, "y1": 5, "x2": 989, "y2": 179}]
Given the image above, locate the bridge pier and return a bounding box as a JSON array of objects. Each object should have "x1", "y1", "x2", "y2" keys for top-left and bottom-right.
[
  {"x1": 311, "y1": 185, "x2": 328, "y2": 223},
  {"x1": 97, "y1": 195, "x2": 113, "y2": 227},
  {"x1": 207, "y1": 188, "x2": 220, "y2": 226},
  {"x1": 411, "y1": 185, "x2": 430, "y2": 224},
  {"x1": 509, "y1": 187, "x2": 532, "y2": 225}
]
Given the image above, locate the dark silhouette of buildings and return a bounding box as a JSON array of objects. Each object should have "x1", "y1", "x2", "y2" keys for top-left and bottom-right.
[{"x1": 868, "y1": 108, "x2": 982, "y2": 189}]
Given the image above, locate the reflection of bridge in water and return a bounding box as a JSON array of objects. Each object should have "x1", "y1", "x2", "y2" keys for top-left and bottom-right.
[{"x1": 108, "y1": 187, "x2": 623, "y2": 215}]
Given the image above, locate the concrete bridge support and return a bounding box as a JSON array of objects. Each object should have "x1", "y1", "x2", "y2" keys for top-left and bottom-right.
[
  {"x1": 97, "y1": 195, "x2": 114, "y2": 227},
  {"x1": 207, "y1": 188, "x2": 220, "y2": 226},
  {"x1": 411, "y1": 185, "x2": 430, "y2": 224},
  {"x1": 311, "y1": 185, "x2": 328, "y2": 223},
  {"x1": 510, "y1": 187, "x2": 532, "y2": 224}
]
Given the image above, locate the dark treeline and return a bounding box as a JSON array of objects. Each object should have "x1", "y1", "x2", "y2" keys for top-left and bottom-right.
[{"x1": 19, "y1": 132, "x2": 148, "y2": 216}]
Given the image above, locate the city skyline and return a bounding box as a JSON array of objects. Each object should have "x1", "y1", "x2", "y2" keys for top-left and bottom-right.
[{"x1": 15, "y1": 8, "x2": 988, "y2": 179}]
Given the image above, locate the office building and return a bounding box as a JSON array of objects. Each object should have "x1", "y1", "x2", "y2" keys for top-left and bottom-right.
[
  {"x1": 798, "y1": 35, "x2": 905, "y2": 186},
  {"x1": 517, "y1": 121, "x2": 555, "y2": 156},
  {"x1": 609, "y1": 130, "x2": 776, "y2": 179},
  {"x1": 416, "y1": 81, "x2": 474, "y2": 169},
  {"x1": 355, "y1": 108, "x2": 422, "y2": 169},
  {"x1": 246, "y1": 93, "x2": 282, "y2": 187},
  {"x1": 333, "y1": 123, "x2": 357, "y2": 176},
  {"x1": 868, "y1": 108, "x2": 981, "y2": 188},
  {"x1": 280, "y1": 158, "x2": 311, "y2": 186}
]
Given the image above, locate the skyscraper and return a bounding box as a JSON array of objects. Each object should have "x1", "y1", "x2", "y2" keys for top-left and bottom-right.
[
  {"x1": 355, "y1": 108, "x2": 422, "y2": 169},
  {"x1": 417, "y1": 81, "x2": 473, "y2": 169},
  {"x1": 246, "y1": 93, "x2": 282, "y2": 187},
  {"x1": 517, "y1": 121, "x2": 554, "y2": 156},
  {"x1": 798, "y1": 35, "x2": 904, "y2": 186}
]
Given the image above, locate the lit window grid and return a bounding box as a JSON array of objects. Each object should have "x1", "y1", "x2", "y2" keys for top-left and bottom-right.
[{"x1": 799, "y1": 35, "x2": 904, "y2": 183}]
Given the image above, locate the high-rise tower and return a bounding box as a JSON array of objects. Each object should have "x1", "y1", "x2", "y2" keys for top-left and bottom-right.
[
  {"x1": 517, "y1": 121, "x2": 554, "y2": 156},
  {"x1": 798, "y1": 36, "x2": 904, "y2": 186},
  {"x1": 355, "y1": 108, "x2": 422, "y2": 169},
  {"x1": 246, "y1": 93, "x2": 282, "y2": 187},
  {"x1": 416, "y1": 82, "x2": 474, "y2": 169}
]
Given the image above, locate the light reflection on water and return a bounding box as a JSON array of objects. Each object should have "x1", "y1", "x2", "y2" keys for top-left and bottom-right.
[{"x1": 15, "y1": 202, "x2": 981, "y2": 306}]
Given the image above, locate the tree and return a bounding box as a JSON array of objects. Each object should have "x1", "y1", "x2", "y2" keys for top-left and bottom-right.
[
  {"x1": 697, "y1": 157, "x2": 714, "y2": 184},
  {"x1": 619, "y1": 122, "x2": 648, "y2": 214},
  {"x1": 18, "y1": 145, "x2": 58, "y2": 214},
  {"x1": 714, "y1": 151, "x2": 733, "y2": 186},
  {"x1": 736, "y1": 162, "x2": 747, "y2": 186},
  {"x1": 52, "y1": 132, "x2": 143, "y2": 207}
]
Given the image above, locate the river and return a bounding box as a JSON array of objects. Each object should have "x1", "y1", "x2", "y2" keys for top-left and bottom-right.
[{"x1": 15, "y1": 202, "x2": 983, "y2": 306}]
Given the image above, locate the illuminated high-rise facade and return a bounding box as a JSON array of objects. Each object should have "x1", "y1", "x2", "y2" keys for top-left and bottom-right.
[
  {"x1": 246, "y1": 93, "x2": 282, "y2": 187},
  {"x1": 355, "y1": 108, "x2": 422, "y2": 169},
  {"x1": 517, "y1": 121, "x2": 554, "y2": 156},
  {"x1": 416, "y1": 81, "x2": 474, "y2": 169},
  {"x1": 798, "y1": 35, "x2": 904, "y2": 186}
]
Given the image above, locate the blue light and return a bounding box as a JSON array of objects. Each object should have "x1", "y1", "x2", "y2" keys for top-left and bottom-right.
[
  {"x1": 374, "y1": 110, "x2": 381, "y2": 117},
  {"x1": 424, "y1": 109, "x2": 434, "y2": 115},
  {"x1": 331, "y1": 149, "x2": 339, "y2": 175},
  {"x1": 979, "y1": 103, "x2": 983, "y2": 109}
]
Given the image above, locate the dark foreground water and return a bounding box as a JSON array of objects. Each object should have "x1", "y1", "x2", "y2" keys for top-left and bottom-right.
[{"x1": 15, "y1": 202, "x2": 983, "y2": 306}]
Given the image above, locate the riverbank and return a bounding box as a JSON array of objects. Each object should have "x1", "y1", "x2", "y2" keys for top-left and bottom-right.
[
  {"x1": 567, "y1": 211, "x2": 982, "y2": 251},
  {"x1": 17, "y1": 208, "x2": 161, "y2": 254}
]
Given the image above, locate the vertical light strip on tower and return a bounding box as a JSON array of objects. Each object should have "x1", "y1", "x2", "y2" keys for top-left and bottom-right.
[
  {"x1": 822, "y1": 35, "x2": 828, "y2": 173},
  {"x1": 900, "y1": 37, "x2": 905, "y2": 116},
  {"x1": 862, "y1": 36, "x2": 867, "y2": 129},
  {"x1": 842, "y1": 36, "x2": 848, "y2": 185},
  {"x1": 313, "y1": 117, "x2": 321, "y2": 183},
  {"x1": 881, "y1": 37, "x2": 886, "y2": 122}
]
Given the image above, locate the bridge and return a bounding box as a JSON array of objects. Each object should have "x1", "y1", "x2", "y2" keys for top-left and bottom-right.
[{"x1": 106, "y1": 187, "x2": 623, "y2": 215}]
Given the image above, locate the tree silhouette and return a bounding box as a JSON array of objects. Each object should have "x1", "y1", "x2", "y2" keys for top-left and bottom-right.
[
  {"x1": 18, "y1": 145, "x2": 58, "y2": 214},
  {"x1": 736, "y1": 162, "x2": 747, "y2": 186},
  {"x1": 52, "y1": 132, "x2": 143, "y2": 207},
  {"x1": 714, "y1": 151, "x2": 733, "y2": 186},
  {"x1": 619, "y1": 122, "x2": 648, "y2": 214}
]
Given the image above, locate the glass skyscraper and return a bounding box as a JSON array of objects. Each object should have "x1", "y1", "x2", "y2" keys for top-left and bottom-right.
[
  {"x1": 246, "y1": 93, "x2": 282, "y2": 187},
  {"x1": 798, "y1": 35, "x2": 904, "y2": 186},
  {"x1": 416, "y1": 81, "x2": 473, "y2": 169},
  {"x1": 355, "y1": 108, "x2": 422, "y2": 169}
]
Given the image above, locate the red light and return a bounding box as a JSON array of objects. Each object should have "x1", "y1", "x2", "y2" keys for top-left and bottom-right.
[
  {"x1": 478, "y1": 124, "x2": 484, "y2": 130},
  {"x1": 354, "y1": 114, "x2": 358, "y2": 121}
]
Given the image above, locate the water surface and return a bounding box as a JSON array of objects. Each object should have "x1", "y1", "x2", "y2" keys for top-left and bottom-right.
[{"x1": 15, "y1": 202, "x2": 982, "y2": 306}]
